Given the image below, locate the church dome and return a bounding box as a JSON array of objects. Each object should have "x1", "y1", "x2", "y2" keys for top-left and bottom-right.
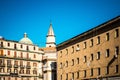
[{"x1": 19, "y1": 33, "x2": 33, "y2": 45}]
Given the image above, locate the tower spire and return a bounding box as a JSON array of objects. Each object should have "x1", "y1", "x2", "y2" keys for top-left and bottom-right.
[
  {"x1": 46, "y1": 22, "x2": 56, "y2": 47},
  {"x1": 47, "y1": 23, "x2": 55, "y2": 36}
]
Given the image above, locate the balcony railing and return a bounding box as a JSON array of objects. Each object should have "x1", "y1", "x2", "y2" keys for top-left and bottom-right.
[
  {"x1": 14, "y1": 56, "x2": 31, "y2": 60},
  {"x1": 10, "y1": 73, "x2": 18, "y2": 77},
  {"x1": 0, "y1": 63, "x2": 5, "y2": 67},
  {"x1": 14, "y1": 65, "x2": 18, "y2": 68},
  {"x1": 20, "y1": 65, "x2": 25, "y2": 69},
  {"x1": 26, "y1": 65, "x2": 31, "y2": 69},
  {"x1": 7, "y1": 64, "x2": 12, "y2": 68}
]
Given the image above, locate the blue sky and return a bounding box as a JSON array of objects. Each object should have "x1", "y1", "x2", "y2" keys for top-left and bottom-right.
[{"x1": 0, "y1": 0, "x2": 120, "y2": 47}]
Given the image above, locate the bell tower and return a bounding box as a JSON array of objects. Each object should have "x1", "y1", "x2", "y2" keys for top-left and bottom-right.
[{"x1": 46, "y1": 22, "x2": 56, "y2": 47}]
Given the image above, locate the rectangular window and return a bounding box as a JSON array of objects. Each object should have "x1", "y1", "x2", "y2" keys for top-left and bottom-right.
[
  {"x1": 0, "y1": 50, "x2": 3, "y2": 56},
  {"x1": 106, "y1": 33, "x2": 109, "y2": 41},
  {"x1": 90, "y1": 39, "x2": 93, "y2": 47},
  {"x1": 106, "y1": 66, "x2": 109, "y2": 74},
  {"x1": 66, "y1": 49, "x2": 68, "y2": 55},
  {"x1": 27, "y1": 53, "x2": 29, "y2": 59},
  {"x1": 14, "y1": 51, "x2": 17, "y2": 57},
  {"x1": 115, "y1": 65, "x2": 119, "y2": 73},
  {"x1": 90, "y1": 54, "x2": 94, "y2": 61},
  {"x1": 66, "y1": 73, "x2": 68, "y2": 80},
  {"x1": 14, "y1": 61, "x2": 18, "y2": 67},
  {"x1": 98, "y1": 68, "x2": 100, "y2": 75},
  {"x1": 77, "y1": 72, "x2": 79, "y2": 79},
  {"x1": 97, "y1": 36, "x2": 100, "y2": 44},
  {"x1": 60, "y1": 63, "x2": 62, "y2": 69},
  {"x1": 7, "y1": 60, "x2": 11, "y2": 66},
  {"x1": 34, "y1": 54, "x2": 36, "y2": 58},
  {"x1": 20, "y1": 44, "x2": 23, "y2": 48},
  {"x1": 21, "y1": 52, "x2": 23, "y2": 58},
  {"x1": 84, "y1": 70, "x2": 86, "y2": 77},
  {"x1": 72, "y1": 59, "x2": 74, "y2": 66},
  {"x1": 72, "y1": 46, "x2": 74, "y2": 53},
  {"x1": 20, "y1": 61, "x2": 23, "y2": 66},
  {"x1": 8, "y1": 51, "x2": 10, "y2": 55},
  {"x1": 84, "y1": 42, "x2": 86, "y2": 49},
  {"x1": 33, "y1": 62, "x2": 37, "y2": 67},
  {"x1": 76, "y1": 44, "x2": 80, "y2": 51},
  {"x1": 90, "y1": 68, "x2": 93, "y2": 76},
  {"x1": 14, "y1": 69, "x2": 18, "y2": 73},
  {"x1": 8, "y1": 43, "x2": 10, "y2": 47},
  {"x1": 26, "y1": 46, "x2": 29, "y2": 50},
  {"x1": 60, "y1": 75, "x2": 62, "y2": 80},
  {"x1": 115, "y1": 29, "x2": 119, "y2": 38},
  {"x1": 83, "y1": 56, "x2": 87, "y2": 62},
  {"x1": 60, "y1": 51, "x2": 62, "y2": 57},
  {"x1": 115, "y1": 46, "x2": 119, "y2": 57},
  {"x1": 77, "y1": 58, "x2": 79, "y2": 64},
  {"x1": 106, "y1": 49, "x2": 110, "y2": 57},
  {"x1": 7, "y1": 68, "x2": 11, "y2": 73},
  {"x1": 26, "y1": 69, "x2": 30, "y2": 74},
  {"x1": 97, "y1": 52, "x2": 100, "y2": 60},
  {"x1": 0, "y1": 42, "x2": 3, "y2": 47},
  {"x1": 14, "y1": 44, "x2": 17, "y2": 49},
  {"x1": 66, "y1": 61, "x2": 68, "y2": 67},
  {"x1": 33, "y1": 46, "x2": 36, "y2": 50}
]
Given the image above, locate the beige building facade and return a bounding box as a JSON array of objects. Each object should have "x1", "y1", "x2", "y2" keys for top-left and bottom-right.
[
  {"x1": 0, "y1": 23, "x2": 57, "y2": 80},
  {"x1": 57, "y1": 16, "x2": 120, "y2": 80},
  {"x1": 0, "y1": 33, "x2": 43, "y2": 80}
]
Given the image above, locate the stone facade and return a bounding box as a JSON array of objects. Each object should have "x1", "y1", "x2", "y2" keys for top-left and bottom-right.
[{"x1": 57, "y1": 16, "x2": 120, "y2": 80}]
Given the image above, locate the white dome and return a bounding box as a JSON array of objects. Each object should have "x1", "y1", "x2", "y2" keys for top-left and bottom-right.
[{"x1": 19, "y1": 33, "x2": 33, "y2": 45}]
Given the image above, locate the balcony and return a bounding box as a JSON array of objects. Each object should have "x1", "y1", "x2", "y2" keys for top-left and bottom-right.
[
  {"x1": 14, "y1": 65, "x2": 18, "y2": 68},
  {"x1": 14, "y1": 56, "x2": 31, "y2": 61},
  {"x1": 0, "y1": 72, "x2": 9, "y2": 75},
  {"x1": 7, "y1": 64, "x2": 12, "y2": 68},
  {"x1": 10, "y1": 73, "x2": 18, "y2": 77},
  {"x1": 26, "y1": 65, "x2": 31, "y2": 69},
  {"x1": 20, "y1": 65, "x2": 25, "y2": 69},
  {"x1": 0, "y1": 63, "x2": 5, "y2": 67}
]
